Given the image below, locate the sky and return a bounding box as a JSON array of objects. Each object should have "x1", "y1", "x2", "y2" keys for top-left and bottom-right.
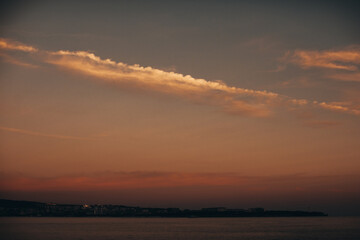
[{"x1": 0, "y1": 0, "x2": 359, "y2": 215}]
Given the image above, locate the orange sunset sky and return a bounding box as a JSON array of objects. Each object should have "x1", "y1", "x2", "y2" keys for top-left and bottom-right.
[{"x1": 0, "y1": 1, "x2": 359, "y2": 215}]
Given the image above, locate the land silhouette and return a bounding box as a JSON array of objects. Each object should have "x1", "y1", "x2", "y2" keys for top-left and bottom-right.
[{"x1": 0, "y1": 199, "x2": 327, "y2": 217}]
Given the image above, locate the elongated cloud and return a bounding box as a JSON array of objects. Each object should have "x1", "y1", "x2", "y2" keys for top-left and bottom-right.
[
  {"x1": 46, "y1": 50, "x2": 279, "y2": 117},
  {"x1": 284, "y1": 47, "x2": 360, "y2": 83},
  {"x1": 0, "y1": 52, "x2": 39, "y2": 68},
  {"x1": 0, "y1": 126, "x2": 97, "y2": 141},
  {"x1": 0, "y1": 38, "x2": 38, "y2": 52},
  {"x1": 1, "y1": 38, "x2": 359, "y2": 116},
  {"x1": 288, "y1": 48, "x2": 360, "y2": 71}
]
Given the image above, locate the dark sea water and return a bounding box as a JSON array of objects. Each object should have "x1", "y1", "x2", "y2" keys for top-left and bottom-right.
[{"x1": 0, "y1": 217, "x2": 359, "y2": 240}]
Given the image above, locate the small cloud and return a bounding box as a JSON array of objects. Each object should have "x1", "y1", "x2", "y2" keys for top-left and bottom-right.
[
  {"x1": 277, "y1": 77, "x2": 320, "y2": 89},
  {"x1": 286, "y1": 47, "x2": 360, "y2": 71},
  {"x1": 315, "y1": 101, "x2": 360, "y2": 115},
  {"x1": 0, "y1": 38, "x2": 38, "y2": 52},
  {"x1": 281, "y1": 46, "x2": 360, "y2": 85}
]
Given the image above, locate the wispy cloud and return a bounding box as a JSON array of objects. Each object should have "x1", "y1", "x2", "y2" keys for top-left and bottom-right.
[
  {"x1": 45, "y1": 50, "x2": 278, "y2": 117},
  {"x1": 282, "y1": 47, "x2": 360, "y2": 83},
  {"x1": 0, "y1": 126, "x2": 97, "y2": 141},
  {"x1": 287, "y1": 47, "x2": 360, "y2": 71},
  {"x1": 0, "y1": 38, "x2": 38, "y2": 53},
  {"x1": 0, "y1": 52, "x2": 39, "y2": 68},
  {"x1": 1, "y1": 38, "x2": 360, "y2": 117}
]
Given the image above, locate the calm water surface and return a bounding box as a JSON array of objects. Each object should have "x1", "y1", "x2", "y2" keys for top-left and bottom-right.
[{"x1": 0, "y1": 217, "x2": 359, "y2": 240}]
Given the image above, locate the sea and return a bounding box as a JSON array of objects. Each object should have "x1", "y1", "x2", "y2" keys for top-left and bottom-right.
[{"x1": 0, "y1": 217, "x2": 359, "y2": 240}]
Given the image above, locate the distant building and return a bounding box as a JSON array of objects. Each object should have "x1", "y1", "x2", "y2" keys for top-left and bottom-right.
[{"x1": 249, "y1": 208, "x2": 265, "y2": 213}]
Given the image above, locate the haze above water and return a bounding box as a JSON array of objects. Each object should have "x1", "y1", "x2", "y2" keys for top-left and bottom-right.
[{"x1": 1, "y1": 217, "x2": 360, "y2": 240}]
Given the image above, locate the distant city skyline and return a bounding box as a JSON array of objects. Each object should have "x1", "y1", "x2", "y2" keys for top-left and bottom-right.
[{"x1": 0, "y1": 199, "x2": 327, "y2": 217}]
